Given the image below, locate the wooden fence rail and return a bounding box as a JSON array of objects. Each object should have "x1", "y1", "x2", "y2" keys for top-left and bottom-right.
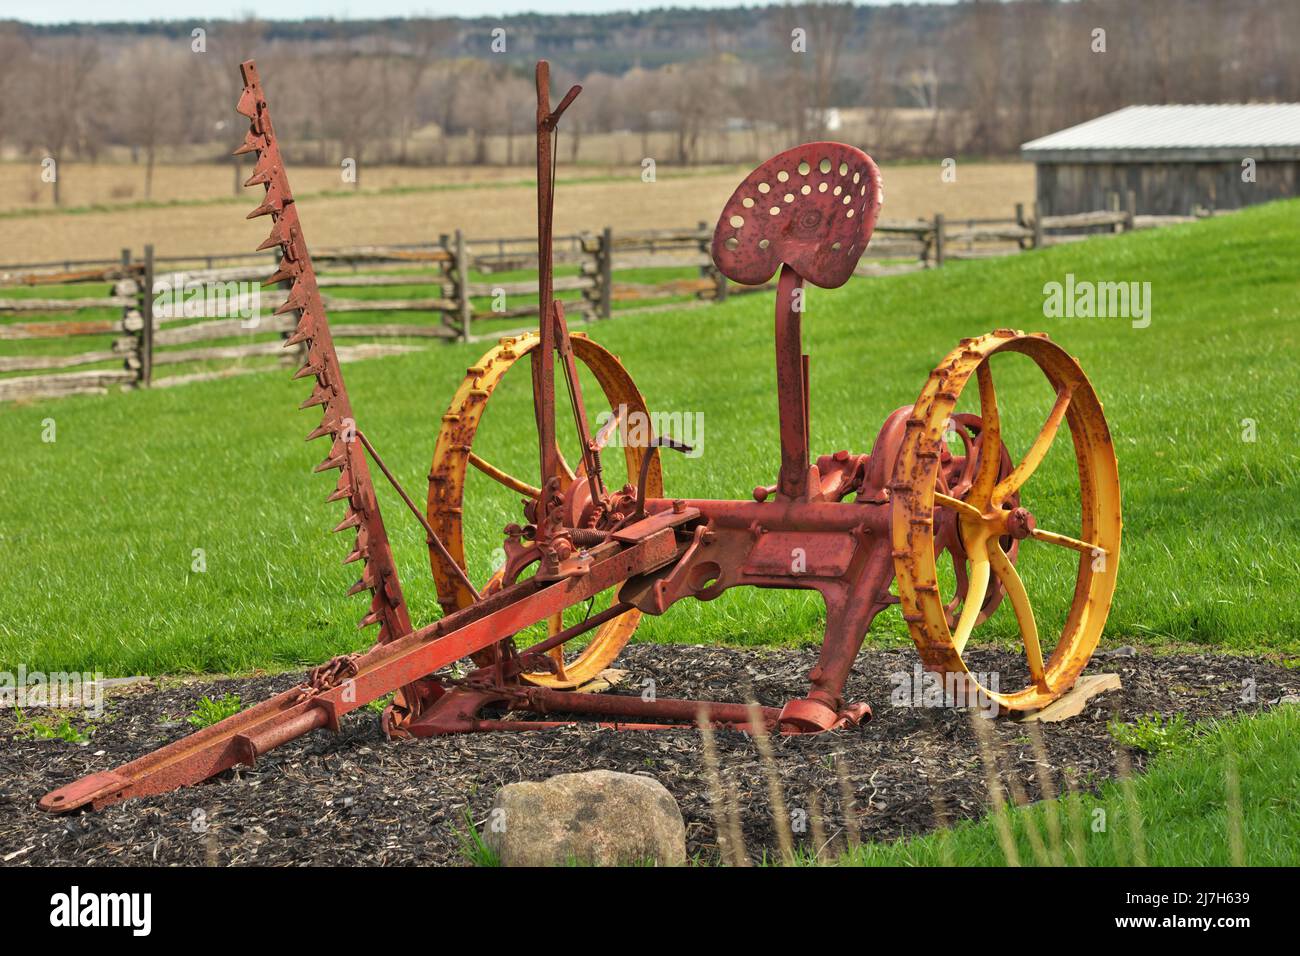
[{"x1": 0, "y1": 200, "x2": 1216, "y2": 401}]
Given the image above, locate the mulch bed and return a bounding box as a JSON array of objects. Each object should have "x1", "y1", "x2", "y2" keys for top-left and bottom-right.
[{"x1": 1, "y1": 645, "x2": 1295, "y2": 866}]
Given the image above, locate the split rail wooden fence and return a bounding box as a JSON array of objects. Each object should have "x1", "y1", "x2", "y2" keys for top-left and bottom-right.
[{"x1": 0, "y1": 200, "x2": 1211, "y2": 401}]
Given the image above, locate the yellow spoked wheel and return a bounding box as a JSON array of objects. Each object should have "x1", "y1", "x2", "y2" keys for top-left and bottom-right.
[
  {"x1": 426, "y1": 331, "x2": 662, "y2": 689},
  {"x1": 891, "y1": 329, "x2": 1122, "y2": 712}
]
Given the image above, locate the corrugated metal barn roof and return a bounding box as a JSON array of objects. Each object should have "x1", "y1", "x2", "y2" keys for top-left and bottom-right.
[{"x1": 1021, "y1": 104, "x2": 1300, "y2": 162}]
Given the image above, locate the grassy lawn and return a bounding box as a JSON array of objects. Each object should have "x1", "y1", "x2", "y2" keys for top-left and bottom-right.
[
  {"x1": 0, "y1": 200, "x2": 1296, "y2": 675},
  {"x1": 835, "y1": 705, "x2": 1300, "y2": 866}
]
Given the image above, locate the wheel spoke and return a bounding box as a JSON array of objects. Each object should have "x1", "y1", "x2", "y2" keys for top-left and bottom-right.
[
  {"x1": 994, "y1": 383, "x2": 1075, "y2": 502},
  {"x1": 946, "y1": 546, "x2": 970, "y2": 625},
  {"x1": 554, "y1": 445, "x2": 576, "y2": 486},
  {"x1": 987, "y1": 541, "x2": 1048, "y2": 690},
  {"x1": 951, "y1": 528, "x2": 990, "y2": 655},
  {"x1": 467, "y1": 452, "x2": 542, "y2": 498},
  {"x1": 546, "y1": 613, "x2": 567, "y2": 679},
  {"x1": 934, "y1": 491, "x2": 983, "y2": 519},
  {"x1": 969, "y1": 361, "x2": 1001, "y2": 507},
  {"x1": 593, "y1": 407, "x2": 622, "y2": 451},
  {"x1": 1029, "y1": 527, "x2": 1106, "y2": 556}
]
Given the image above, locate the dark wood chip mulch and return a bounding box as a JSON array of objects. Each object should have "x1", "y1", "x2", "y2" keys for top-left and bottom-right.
[{"x1": 2, "y1": 645, "x2": 1295, "y2": 866}]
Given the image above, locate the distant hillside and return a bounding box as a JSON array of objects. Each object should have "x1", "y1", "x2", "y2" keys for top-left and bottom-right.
[{"x1": 25, "y1": 6, "x2": 955, "y2": 76}]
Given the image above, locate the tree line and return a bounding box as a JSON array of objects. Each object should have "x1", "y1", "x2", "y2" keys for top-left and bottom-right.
[{"x1": 1, "y1": 0, "x2": 1296, "y2": 203}]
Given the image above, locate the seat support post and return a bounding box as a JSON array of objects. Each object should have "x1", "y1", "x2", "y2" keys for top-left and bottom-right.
[{"x1": 775, "y1": 264, "x2": 810, "y2": 500}]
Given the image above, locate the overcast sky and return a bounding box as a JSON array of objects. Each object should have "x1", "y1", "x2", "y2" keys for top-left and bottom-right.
[{"x1": 10, "y1": 0, "x2": 937, "y2": 27}]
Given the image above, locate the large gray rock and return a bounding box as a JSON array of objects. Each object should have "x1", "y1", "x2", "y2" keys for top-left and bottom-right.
[{"x1": 483, "y1": 770, "x2": 686, "y2": 867}]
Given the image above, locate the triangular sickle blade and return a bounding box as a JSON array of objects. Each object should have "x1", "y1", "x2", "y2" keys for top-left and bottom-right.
[
  {"x1": 266, "y1": 261, "x2": 299, "y2": 287},
  {"x1": 233, "y1": 129, "x2": 265, "y2": 156},
  {"x1": 284, "y1": 309, "x2": 320, "y2": 347},
  {"x1": 711, "y1": 142, "x2": 883, "y2": 289},
  {"x1": 235, "y1": 85, "x2": 260, "y2": 119},
  {"x1": 273, "y1": 278, "x2": 309, "y2": 312},
  {"x1": 244, "y1": 152, "x2": 276, "y2": 187}
]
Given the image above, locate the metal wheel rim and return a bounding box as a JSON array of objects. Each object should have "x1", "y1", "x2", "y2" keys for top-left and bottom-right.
[
  {"x1": 891, "y1": 330, "x2": 1122, "y2": 711},
  {"x1": 426, "y1": 331, "x2": 662, "y2": 689}
]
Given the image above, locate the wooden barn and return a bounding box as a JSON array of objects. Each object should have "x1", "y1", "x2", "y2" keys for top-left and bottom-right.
[{"x1": 1021, "y1": 104, "x2": 1300, "y2": 216}]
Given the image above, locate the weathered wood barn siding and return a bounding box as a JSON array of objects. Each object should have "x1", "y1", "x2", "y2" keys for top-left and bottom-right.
[
  {"x1": 1033, "y1": 157, "x2": 1298, "y2": 216},
  {"x1": 1023, "y1": 105, "x2": 1300, "y2": 217}
]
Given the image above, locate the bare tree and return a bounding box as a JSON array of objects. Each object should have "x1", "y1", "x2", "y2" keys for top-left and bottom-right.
[
  {"x1": 0, "y1": 25, "x2": 32, "y2": 158},
  {"x1": 959, "y1": 0, "x2": 1007, "y2": 154},
  {"x1": 450, "y1": 59, "x2": 497, "y2": 166},
  {"x1": 27, "y1": 35, "x2": 102, "y2": 205},
  {"x1": 390, "y1": 20, "x2": 454, "y2": 163},
  {"x1": 801, "y1": 2, "x2": 851, "y2": 140},
  {"x1": 657, "y1": 59, "x2": 731, "y2": 165},
  {"x1": 427, "y1": 60, "x2": 465, "y2": 165},
  {"x1": 855, "y1": 11, "x2": 902, "y2": 157},
  {"x1": 323, "y1": 53, "x2": 393, "y2": 187},
  {"x1": 117, "y1": 44, "x2": 190, "y2": 199}
]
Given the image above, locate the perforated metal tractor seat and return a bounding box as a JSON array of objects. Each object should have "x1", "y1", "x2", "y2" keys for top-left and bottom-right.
[{"x1": 711, "y1": 142, "x2": 883, "y2": 289}]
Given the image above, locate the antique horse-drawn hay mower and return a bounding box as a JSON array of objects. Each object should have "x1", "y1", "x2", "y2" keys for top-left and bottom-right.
[{"x1": 40, "y1": 60, "x2": 1121, "y2": 813}]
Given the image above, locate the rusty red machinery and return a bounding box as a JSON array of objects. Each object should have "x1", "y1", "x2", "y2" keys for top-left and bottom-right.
[{"x1": 40, "y1": 60, "x2": 1121, "y2": 814}]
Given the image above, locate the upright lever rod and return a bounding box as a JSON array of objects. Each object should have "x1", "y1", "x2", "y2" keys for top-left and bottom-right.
[{"x1": 532, "y1": 60, "x2": 591, "y2": 526}]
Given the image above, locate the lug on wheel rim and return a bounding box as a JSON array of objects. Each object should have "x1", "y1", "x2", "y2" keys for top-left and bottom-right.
[
  {"x1": 427, "y1": 331, "x2": 663, "y2": 689},
  {"x1": 891, "y1": 330, "x2": 1123, "y2": 712}
]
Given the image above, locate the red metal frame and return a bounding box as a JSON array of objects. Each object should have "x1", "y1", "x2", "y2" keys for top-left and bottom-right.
[{"x1": 39, "y1": 61, "x2": 1024, "y2": 815}]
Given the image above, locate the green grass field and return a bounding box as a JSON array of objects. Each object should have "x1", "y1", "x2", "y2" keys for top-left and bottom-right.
[
  {"x1": 1, "y1": 200, "x2": 1297, "y2": 675},
  {"x1": 837, "y1": 706, "x2": 1300, "y2": 866}
]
